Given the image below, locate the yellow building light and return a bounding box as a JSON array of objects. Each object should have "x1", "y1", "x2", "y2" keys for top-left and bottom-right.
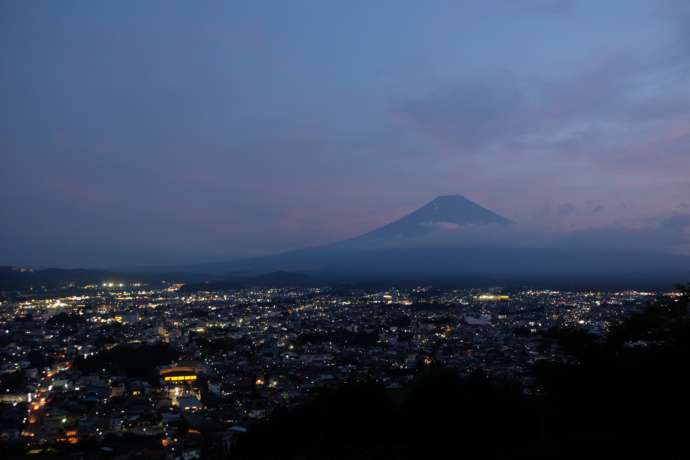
[
  {"x1": 477, "y1": 294, "x2": 510, "y2": 301},
  {"x1": 163, "y1": 375, "x2": 198, "y2": 382}
]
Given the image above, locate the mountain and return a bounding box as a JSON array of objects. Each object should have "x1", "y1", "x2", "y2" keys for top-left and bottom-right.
[
  {"x1": 190, "y1": 195, "x2": 516, "y2": 276},
  {"x1": 188, "y1": 195, "x2": 690, "y2": 289},
  {"x1": 349, "y1": 194, "x2": 512, "y2": 242}
]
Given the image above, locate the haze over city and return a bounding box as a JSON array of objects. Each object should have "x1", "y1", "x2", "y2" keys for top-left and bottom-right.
[{"x1": 2, "y1": 0, "x2": 689, "y2": 268}]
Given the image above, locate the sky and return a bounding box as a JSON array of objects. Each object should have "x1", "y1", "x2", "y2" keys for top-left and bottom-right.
[{"x1": 1, "y1": 0, "x2": 689, "y2": 268}]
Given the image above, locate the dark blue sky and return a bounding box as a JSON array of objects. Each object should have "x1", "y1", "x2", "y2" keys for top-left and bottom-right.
[{"x1": 2, "y1": 1, "x2": 689, "y2": 267}]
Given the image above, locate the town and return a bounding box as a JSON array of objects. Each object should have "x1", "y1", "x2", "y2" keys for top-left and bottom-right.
[{"x1": 0, "y1": 281, "x2": 673, "y2": 458}]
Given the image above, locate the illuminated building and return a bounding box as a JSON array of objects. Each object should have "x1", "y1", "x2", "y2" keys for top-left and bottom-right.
[{"x1": 159, "y1": 362, "x2": 207, "y2": 406}]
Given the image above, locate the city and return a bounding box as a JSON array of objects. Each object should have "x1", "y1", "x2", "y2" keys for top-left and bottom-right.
[{"x1": 1, "y1": 279, "x2": 683, "y2": 457}]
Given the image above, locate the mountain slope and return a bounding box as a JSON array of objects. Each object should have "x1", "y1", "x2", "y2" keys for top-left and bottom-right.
[
  {"x1": 190, "y1": 195, "x2": 513, "y2": 275},
  {"x1": 350, "y1": 194, "x2": 511, "y2": 242}
]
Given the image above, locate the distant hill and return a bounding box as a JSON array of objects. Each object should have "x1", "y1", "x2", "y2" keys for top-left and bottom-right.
[
  {"x1": 0, "y1": 266, "x2": 197, "y2": 293},
  {"x1": 180, "y1": 271, "x2": 319, "y2": 292},
  {"x1": 0, "y1": 266, "x2": 117, "y2": 291}
]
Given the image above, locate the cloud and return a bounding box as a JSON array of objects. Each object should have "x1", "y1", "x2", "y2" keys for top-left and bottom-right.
[
  {"x1": 391, "y1": 5, "x2": 690, "y2": 231},
  {"x1": 557, "y1": 203, "x2": 577, "y2": 216},
  {"x1": 396, "y1": 1, "x2": 690, "y2": 164},
  {"x1": 398, "y1": 50, "x2": 690, "y2": 159},
  {"x1": 400, "y1": 80, "x2": 526, "y2": 150},
  {"x1": 398, "y1": 211, "x2": 690, "y2": 259},
  {"x1": 419, "y1": 221, "x2": 462, "y2": 231},
  {"x1": 657, "y1": 212, "x2": 690, "y2": 235}
]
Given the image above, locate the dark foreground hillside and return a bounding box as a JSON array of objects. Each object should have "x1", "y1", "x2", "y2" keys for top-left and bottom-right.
[{"x1": 233, "y1": 285, "x2": 690, "y2": 460}]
